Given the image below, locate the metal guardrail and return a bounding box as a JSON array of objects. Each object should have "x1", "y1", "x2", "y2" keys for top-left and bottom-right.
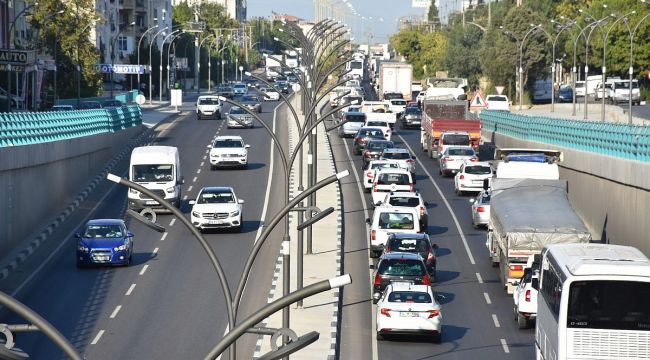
[
  {"x1": 480, "y1": 110, "x2": 650, "y2": 162},
  {"x1": 0, "y1": 105, "x2": 142, "y2": 147}
]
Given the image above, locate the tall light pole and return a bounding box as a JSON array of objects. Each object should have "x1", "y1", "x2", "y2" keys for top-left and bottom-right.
[
  {"x1": 579, "y1": 6, "x2": 609, "y2": 119},
  {"x1": 600, "y1": 11, "x2": 635, "y2": 121},
  {"x1": 166, "y1": 32, "x2": 186, "y2": 96},
  {"x1": 110, "y1": 21, "x2": 136, "y2": 97},
  {"x1": 137, "y1": 22, "x2": 159, "y2": 91},
  {"x1": 626, "y1": 10, "x2": 650, "y2": 124},
  {"x1": 571, "y1": 21, "x2": 591, "y2": 116},
  {"x1": 6, "y1": 1, "x2": 38, "y2": 112},
  {"x1": 149, "y1": 26, "x2": 171, "y2": 104},
  {"x1": 550, "y1": 19, "x2": 575, "y2": 112},
  {"x1": 76, "y1": 22, "x2": 94, "y2": 107},
  {"x1": 500, "y1": 26, "x2": 521, "y2": 109},
  {"x1": 159, "y1": 29, "x2": 181, "y2": 102},
  {"x1": 197, "y1": 35, "x2": 214, "y2": 93}
]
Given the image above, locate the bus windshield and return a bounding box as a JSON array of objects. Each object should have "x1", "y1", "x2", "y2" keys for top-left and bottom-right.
[{"x1": 567, "y1": 280, "x2": 650, "y2": 331}]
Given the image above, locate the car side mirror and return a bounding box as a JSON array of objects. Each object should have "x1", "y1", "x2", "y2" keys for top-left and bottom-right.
[
  {"x1": 238, "y1": 199, "x2": 245, "y2": 204},
  {"x1": 372, "y1": 292, "x2": 381, "y2": 303},
  {"x1": 369, "y1": 263, "x2": 375, "y2": 270},
  {"x1": 365, "y1": 218, "x2": 371, "y2": 224},
  {"x1": 74, "y1": 233, "x2": 82, "y2": 239},
  {"x1": 245, "y1": 144, "x2": 251, "y2": 148},
  {"x1": 127, "y1": 231, "x2": 134, "y2": 237},
  {"x1": 207, "y1": 144, "x2": 212, "y2": 149},
  {"x1": 412, "y1": 155, "x2": 416, "y2": 159},
  {"x1": 469, "y1": 198, "x2": 475, "y2": 204},
  {"x1": 178, "y1": 176, "x2": 185, "y2": 185},
  {"x1": 436, "y1": 294, "x2": 447, "y2": 301},
  {"x1": 189, "y1": 200, "x2": 196, "y2": 205}
]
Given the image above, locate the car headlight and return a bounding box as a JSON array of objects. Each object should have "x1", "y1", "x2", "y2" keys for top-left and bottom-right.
[
  {"x1": 77, "y1": 245, "x2": 89, "y2": 252},
  {"x1": 166, "y1": 186, "x2": 175, "y2": 193},
  {"x1": 192, "y1": 211, "x2": 202, "y2": 218},
  {"x1": 230, "y1": 210, "x2": 240, "y2": 217},
  {"x1": 114, "y1": 244, "x2": 127, "y2": 251}
]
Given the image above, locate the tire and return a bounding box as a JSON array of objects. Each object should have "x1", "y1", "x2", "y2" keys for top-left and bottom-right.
[
  {"x1": 431, "y1": 332, "x2": 441, "y2": 344},
  {"x1": 517, "y1": 313, "x2": 529, "y2": 329},
  {"x1": 370, "y1": 249, "x2": 381, "y2": 258},
  {"x1": 438, "y1": 168, "x2": 442, "y2": 175},
  {"x1": 364, "y1": 187, "x2": 371, "y2": 193}
]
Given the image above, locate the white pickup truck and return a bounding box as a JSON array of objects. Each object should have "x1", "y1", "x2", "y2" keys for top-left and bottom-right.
[{"x1": 360, "y1": 101, "x2": 397, "y2": 128}]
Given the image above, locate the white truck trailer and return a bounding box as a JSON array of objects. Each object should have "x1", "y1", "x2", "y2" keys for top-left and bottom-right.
[{"x1": 378, "y1": 62, "x2": 413, "y2": 101}]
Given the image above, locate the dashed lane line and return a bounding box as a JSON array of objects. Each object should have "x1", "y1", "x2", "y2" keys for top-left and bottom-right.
[
  {"x1": 91, "y1": 330, "x2": 105, "y2": 345},
  {"x1": 169, "y1": 218, "x2": 176, "y2": 226},
  {"x1": 192, "y1": 176, "x2": 198, "y2": 183},
  {"x1": 187, "y1": 185, "x2": 193, "y2": 192},
  {"x1": 196, "y1": 168, "x2": 202, "y2": 174},
  {"x1": 152, "y1": 247, "x2": 159, "y2": 255},
  {"x1": 492, "y1": 314, "x2": 501, "y2": 328},
  {"x1": 125, "y1": 284, "x2": 136, "y2": 296},
  {"x1": 484, "y1": 292, "x2": 492, "y2": 305},
  {"x1": 183, "y1": 195, "x2": 188, "y2": 200},
  {"x1": 109, "y1": 305, "x2": 122, "y2": 319},
  {"x1": 476, "y1": 272, "x2": 484, "y2": 284},
  {"x1": 500, "y1": 338, "x2": 510, "y2": 353},
  {"x1": 200, "y1": 161, "x2": 204, "y2": 167},
  {"x1": 160, "y1": 232, "x2": 168, "y2": 241},
  {"x1": 139, "y1": 265, "x2": 149, "y2": 276}
]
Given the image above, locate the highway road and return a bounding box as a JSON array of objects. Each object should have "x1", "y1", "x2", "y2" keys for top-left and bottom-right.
[
  {"x1": 332, "y1": 83, "x2": 536, "y2": 359},
  {"x1": 1, "y1": 96, "x2": 291, "y2": 359}
]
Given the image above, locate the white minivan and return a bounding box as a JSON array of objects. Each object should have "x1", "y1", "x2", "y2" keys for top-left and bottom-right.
[
  {"x1": 371, "y1": 169, "x2": 414, "y2": 206},
  {"x1": 128, "y1": 146, "x2": 184, "y2": 211},
  {"x1": 367, "y1": 206, "x2": 421, "y2": 258}
]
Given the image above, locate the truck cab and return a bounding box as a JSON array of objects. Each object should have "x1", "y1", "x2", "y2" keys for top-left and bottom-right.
[{"x1": 128, "y1": 146, "x2": 184, "y2": 212}]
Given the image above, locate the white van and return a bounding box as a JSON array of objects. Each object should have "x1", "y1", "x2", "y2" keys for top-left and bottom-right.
[
  {"x1": 367, "y1": 206, "x2": 422, "y2": 258},
  {"x1": 128, "y1": 146, "x2": 184, "y2": 211}
]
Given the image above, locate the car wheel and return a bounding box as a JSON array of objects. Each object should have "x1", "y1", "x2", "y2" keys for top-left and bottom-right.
[
  {"x1": 431, "y1": 332, "x2": 441, "y2": 344},
  {"x1": 370, "y1": 250, "x2": 381, "y2": 258},
  {"x1": 376, "y1": 332, "x2": 384, "y2": 341},
  {"x1": 438, "y1": 168, "x2": 442, "y2": 175},
  {"x1": 364, "y1": 187, "x2": 371, "y2": 193},
  {"x1": 517, "y1": 313, "x2": 529, "y2": 329}
]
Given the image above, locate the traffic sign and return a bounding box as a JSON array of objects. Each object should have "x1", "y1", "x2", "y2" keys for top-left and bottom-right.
[
  {"x1": 94, "y1": 64, "x2": 145, "y2": 74},
  {"x1": 495, "y1": 86, "x2": 505, "y2": 95},
  {"x1": 469, "y1": 92, "x2": 487, "y2": 110}
]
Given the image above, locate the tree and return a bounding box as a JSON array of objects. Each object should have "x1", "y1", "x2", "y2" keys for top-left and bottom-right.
[
  {"x1": 443, "y1": 24, "x2": 483, "y2": 89},
  {"x1": 428, "y1": 0, "x2": 439, "y2": 22}
]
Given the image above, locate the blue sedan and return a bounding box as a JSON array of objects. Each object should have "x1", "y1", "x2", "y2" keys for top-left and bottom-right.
[{"x1": 76, "y1": 219, "x2": 134, "y2": 267}]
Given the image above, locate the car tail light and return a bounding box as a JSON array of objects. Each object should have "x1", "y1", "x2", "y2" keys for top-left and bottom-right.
[
  {"x1": 409, "y1": 183, "x2": 413, "y2": 192},
  {"x1": 363, "y1": 151, "x2": 370, "y2": 157},
  {"x1": 380, "y1": 308, "x2": 391, "y2": 317},
  {"x1": 476, "y1": 206, "x2": 485, "y2": 213},
  {"x1": 427, "y1": 252, "x2": 435, "y2": 261},
  {"x1": 441, "y1": 157, "x2": 448, "y2": 163},
  {"x1": 374, "y1": 273, "x2": 381, "y2": 285},
  {"x1": 422, "y1": 273, "x2": 431, "y2": 285},
  {"x1": 366, "y1": 171, "x2": 374, "y2": 178},
  {"x1": 385, "y1": 246, "x2": 392, "y2": 253},
  {"x1": 428, "y1": 310, "x2": 440, "y2": 318},
  {"x1": 459, "y1": 174, "x2": 465, "y2": 180},
  {"x1": 509, "y1": 264, "x2": 524, "y2": 279},
  {"x1": 371, "y1": 230, "x2": 376, "y2": 241},
  {"x1": 406, "y1": 159, "x2": 414, "y2": 164},
  {"x1": 419, "y1": 206, "x2": 425, "y2": 217},
  {"x1": 470, "y1": 156, "x2": 479, "y2": 162},
  {"x1": 373, "y1": 185, "x2": 378, "y2": 192},
  {"x1": 525, "y1": 289, "x2": 531, "y2": 302}
]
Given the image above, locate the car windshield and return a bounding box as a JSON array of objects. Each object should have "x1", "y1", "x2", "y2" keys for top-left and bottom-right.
[
  {"x1": 391, "y1": 100, "x2": 407, "y2": 105},
  {"x1": 488, "y1": 96, "x2": 507, "y2": 102},
  {"x1": 378, "y1": 212, "x2": 415, "y2": 230},
  {"x1": 345, "y1": 114, "x2": 366, "y2": 123},
  {"x1": 132, "y1": 164, "x2": 174, "y2": 182},
  {"x1": 366, "y1": 121, "x2": 388, "y2": 127},
  {"x1": 405, "y1": 108, "x2": 422, "y2": 115},
  {"x1": 465, "y1": 165, "x2": 491, "y2": 175},
  {"x1": 448, "y1": 148, "x2": 475, "y2": 156},
  {"x1": 198, "y1": 191, "x2": 235, "y2": 204},
  {"x1": 388, "y1": 238, "x2": 430, "y2": 252},
  {"x1": 382, "y1": 152, "x2": 410, "y2": 160},
  {"x1": 443, "y1": 134, "x2": 470, "y2": 145},
  {"x1": 377, "y1": 173, "x2": 409, "y2": 185},
  {"x1": 84, "y1": 224, "x2": 123, "y2": 238},
  {"x1": 378, "y1": 259, "x2": 425, "y2": 275},
  {"x1": 242, "y1": 96, "x2": 258, "y2": 102},
  {"x1": 214, "y1": 139, "x2": 244, "y2": 148},
  {"x1": 230, "y1": 107, "x2": 246, "y2": 114},
  {"x1": 367, "y1": 141, "x2": 394, "y2": 151},
  {"x1": 388, "y1": 197, "x2": 420, "y2": 207},
  {"x1": 199, "y1": 98, "x2": 219, "y2": 105},
  {"x1": 387, "y1": 291, "x2": 432, "y2": 303}
]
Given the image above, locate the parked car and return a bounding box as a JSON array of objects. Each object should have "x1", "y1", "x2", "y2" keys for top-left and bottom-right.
[
  {"x1": 226, "y1": 106, "x2": 254, "y2": 128},
  {"x1": 102, "y1": 99, "x2": 123, "y2": 108},
  {"x1": 189, "y1": 187, "x2": 244, "y2": 232},
  {"x1": 400, "y1": 107, "x2": 422, "y2": 129},
  {"x1": 513, "y1": 255, "x2": 540, "y2": 329},
  {"x1": 470, "y1": 190, "x2": 491, "y2": 228},
  {"x1": 353, "y1": 127, "x2": 386, "y2": 155},
  {"x1": 439, "y1": 147, "x2": 478, "y2": 176},
  {"x1": 76, "y1": 219, "x2": 134, "y2": 267},
  {"x1": 362, "y1": 160, "x2": 402, "y2": 193},
  {"x1": 453, "y1": 161, "x2": 493, "y2": 195},
  {"x1": 196, "y1": 96, "x2": 222, "y2": 120},
  {"x1": 379, "y1": 191, "x2": 429, "y2": 229},
  {"x1": 609, "y1": 79, "x2": 640, "y2": 105},
  {"x1": 51, "y1": 104, "x2": 74, "y2": 112},
  {"x1": 556, "y1": 85, "x2": 573, "y2": 103},
  {"x1": 485, "y1": 94, "x2": 510, "y2": 111},
  {"x1": 362, "y1": 139, "x2": 395, "y2": 167},
  {"x1": 375, "y1": 282, "x2": 442, "y2": 342},
  {"x1": 371, "y1": 252, "x2": 432, "y2": 299},
  {"x1": 384, "y1": 233, "x2": 437, "y2": 277},
  {"x1": 338, "y1": 111, "x2": 367, "y2": 137},
  {"x1": 259, "y1": 87, "x2": 280, "y2": 101},
  {"x1": 574, "y1": 81, "x2": 586, "y2": 98},
  {"x1": 379, "y1": 148, "x2": 416, "y2": 178},
  {"x1": 367, "y1": 205, "x2": 421, "y2": 258},
  {"x1": 371, "y1": 169, "x2": 414, "y2": 206},
  {"x1": 77, "y1": 101, "x2": 102, "y2": 110},
  {"x1": 593, "y1": 82, "x2": 612, "y2": 101},
  {"x1": 207, "y1": 136, "x2": 250, "y2": 169}
]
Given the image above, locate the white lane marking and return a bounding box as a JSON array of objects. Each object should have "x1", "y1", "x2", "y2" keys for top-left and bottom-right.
[
  {"x1": 139, "y1": 264, "x2": 149, "y2": 276},
  {"x1": 109, "y1": 305, "x2": 122, "y2": 319},
  {"x1": 160, "y1": 232, "x2": 168, "y2": 241},
  {"x1": 125, "y1": 284, "x2": 136, "y2": 296},
  {"x1": 500, "y1": 338, "x2": 510, "y2": 353},
  {"x1": 91, "y1": 330, "x2": 105, "y2": 345},
  {"x1": 476, "y1": 272, "x2": 484, "y2": 284},
  {"x1": 192, "y1": 176, "x2": 198, "y2": 182},
  {"x1": 483, "y1": 292, "x2": 492, "y2": 305},
  {"x1": 182, "y1": 195, "x2": 188, "y2": 200},
  {"x1": 187, "y1": 185, "x2": 193, "y2": 192},
  {"x1": 200, "y1": 161, "x2": 204, "y2": 167},
  {"x1": 492, "y1": 314, "x2": 501, "y2": 328},
  {"x1": 169, "y1": 218, "x2": 176, "y2": 226},
  {"x1": 397, "y1": 134, "x2": 476, "y2": 265},
  {"x1": 203, "y1": 155, "x2": 207, "y2": 160},
  {"x1": 152, "y1": 247, "x2": 159, "y2": 255},
  {"x1": 196, "y1": 168, "x2": 201, "y2": 174}
]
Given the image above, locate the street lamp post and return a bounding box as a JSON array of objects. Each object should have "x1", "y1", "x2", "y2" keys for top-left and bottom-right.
[
  {"x1": 137, "y1": 22, "x2": 159, "y2": 92},
  {"x1": 76, "y1": 22, "x2": 94, "y2": 107},
  {"x1": 149, "y1": 26, "x2": 170, "y2": 104},
  {"x1": 499, "y1": 26, "x2": 521, "y2": 110},
  {"x1": 159, "y1": 30, "x2": 181, "y2": 102},
  {"x1": 238, "y1": 65, "x2": 243, "y2": 81},
  {"x1": 571, "y1": 22, "x2": 592, "y2": 116},
  {"x1": 579, "y1": 7, "x2": 609, "y2": 120},
  {"x1": 550, "y1": 19, "x2": 575, "y2": 112},
  {"x1": 600, "y1": 12, "x2": 635, "y2": 121},
  {"x1": 518, "y1": 24, "x2": 544, "y2": 110},
  {"x1": 111, "y1": 21, "x2": 136, "y2": 97},
  {"x1": 198, "y1": 35, "x2": 214, "y2": 94},
  {"x1": 626, "y1": 12, "x2": 650, "y2": 124},
  {"x1": 166, "y1": 33, "x2": 186, "y2": 97}
]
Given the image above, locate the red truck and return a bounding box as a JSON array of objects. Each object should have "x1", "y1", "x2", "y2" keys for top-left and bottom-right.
[{"x1": 419, "y1": 96, "x2": 481, "y2": 158}]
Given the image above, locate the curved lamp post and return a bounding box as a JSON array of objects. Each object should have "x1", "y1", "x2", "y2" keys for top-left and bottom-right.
[
  {"x1": 75, "y1": 22, "x2": 94, "y2": 107},
  {"x1": 149, "y1": 26, "x2": 171, "y2": 104},
  {"x1": 159, "y1": 29, "x2": 181, "y2": 102},
  {"x1": 518, "y1": 24, "x2": 542, "y2": 110},
  {"x1": 550, "y1": 19, "x2": 575, "y2": 112},
  {"x1": 166, "y1": 32, "x2": 187, "y2": 97},
  {"x1": 198, "y1": 35, "x2": 215, "y2": 93},
  {"x1": 579, "y1": 6, "x2": 609, "y2": 119},
  {"x1": 499, "y1": 26, "x2": 521, "y2": 107},
  {"x1": 626, "y1": 12, "x2": 650, "y2": 124},
  {"x1": 137, "y1": 23, "x2": 159, "y2": 90},
  {"x1": 571, "y1": 21, "x2": 592, "y2": 116}
]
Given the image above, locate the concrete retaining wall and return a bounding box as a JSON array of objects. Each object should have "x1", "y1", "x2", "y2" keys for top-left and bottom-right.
[
  {"x1": 0, "y1": 126, "x2": 144, "y2": 256},
  {"x1": 483, "y1": 130, "x2": 650, "y2": 255}
]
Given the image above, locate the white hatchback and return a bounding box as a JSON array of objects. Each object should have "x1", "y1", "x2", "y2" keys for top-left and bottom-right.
[
  {"x1": 375, "y1": 282, "x2": 442, "y2": 343},
  {"x1": 378, "y1": 191, "x2": 429, "y2": 229},
  {"x1": 470, "y1": 190, "x2": 491, "y2": 228},
  {"x1": 438, "y1": 146, "x2": 477, "y2": 176},
  {"x1": 367, "y1": 206, "x2": 421, "y2": 258},
  {"x1": 371, "y1": 169, "x2": 414, "y2": 206},
  {"x1": 363, "y1": 160, "x2": 402, "y2": 192},
  {"x1": 454, "y1": 161, "x2": 493, "y2": 195},
  {"x1": 364, "y1": 120, "x2": 392, "y2": 141}
]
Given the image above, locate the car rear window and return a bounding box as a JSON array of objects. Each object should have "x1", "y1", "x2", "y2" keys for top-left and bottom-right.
[
  {"x1": 382, "y1": 152, "x2": 411, "y2": 160},
  {"x1": 488, "y1": 96, "x2": 507, "y2": 102},
  {"x1": 391, "y1": 100, "x2": 407, "y2": 105},
  {"x1": 367, "y1": 141, "x2": 394, "y2": 150},
  {"x1": 366, "y1": 121, "x2": 388, "y2": 127},
  {"x1": 465, "y1": 165, "x2": 491, "y2": 175},
  {"x1": 377, "y1": 173, "x2": 409, "y2": 185},
  {"x1": 369, "y1": 162, "x2": 399, "y2": 170},
  {"x1": 387, "y1": 291, "x2": 432, "y2": 303},
  {"x1": 199, "y1": 98, "x2": 219, "y2": 105},
  {"x1": 448, "y1": 148, "x2": 475, "y2": 156},
  {"x1": 378, "y1": 212, "x2": 415, "y2": 230},
  {"x1": 378, "y1": 259, "x2": 425, "y2": 276},
  {"x1": 359, "y1": 129, "x2": 384, "y2": 137},
  {"x1": 442, "y1": 134, "x2": 470, "y2": 145},
  {"x1": 405, "y1": 108, "x2": 422, "y2": 115},
  {"x1": 346, "y1": 114, "x2": 366, "y2": 122},
  {"x1": 388, "y1": 197, "x2": 420, "y2": 207},
  {"x1": 387, "y1": 238, "x2": 429, "y2": 252}
]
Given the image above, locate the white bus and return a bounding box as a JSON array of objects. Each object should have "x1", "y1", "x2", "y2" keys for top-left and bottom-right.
[{"x1": 536, "y1": 243, "x2": 650, "y2": 360}]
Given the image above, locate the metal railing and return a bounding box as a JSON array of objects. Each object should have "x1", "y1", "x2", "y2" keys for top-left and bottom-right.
[
  {"x1": 0, "y1": 105, "x2": 142, "y2": 147},
  {"x1": 481, "y1": 110, "x2": 650, "y2": 162}
]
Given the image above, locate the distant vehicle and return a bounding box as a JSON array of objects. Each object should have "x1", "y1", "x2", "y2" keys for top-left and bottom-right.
[
  {"x1": 360, "y1": 101, "x2": 396, "y2": 128},
  {"x1": 102, "y1": 99, "x2": 123, "y2": 108},
  {"x1": 232, "y1": 83, "x2": 248, "y2": 96},
  {"x1": 383, "y1": 92, "x2": 403, "y2": 101},
  {"x1": 51, "y1": 104, "x2": 74, "y2": 112},
  {"x1": 375, "y1": 282, "x2": 442, "y2": 343},
  {"x1": 216, "y1": 85, "x2": 234, "y2": 99},
  {"x1": 362, "y1": 139, "x2": 395, "y2": 166},
  {"x1": 77, "y1": 101, "x2": 102, "y2": 110},
  {"x1": 379, "y1": 62, "x2": 413, "y2": 101},
  {"x1": 609, "y1": 79, "x2": 640, "y2": 105},
  {"x1": 207, "y1": 136, "x2": 250, "y2": 169},
  {"x1": 438, "y1": 147, "x2": 478, "y2": 176},
  {"x1": 370, "y1": 168, "x2": 414, "y2": 206},
  {"x1": 593, "y1": 82, "x2": 612, "y2": 101},
  {"x1": 189, "y1": 187, "x2": 244, "y2": 232},
  {"x1": 574, "y1": 81, "x2": 586, "y2": 97},
  {"x1": 420, "y1": 97, "x2": 480, "y2": 158},
  {"x1": 226, "y1": 106, "x2": 254, "y2": 129},
  {"x1": 513, "y1": 254, "x2": 540, "y2": 329},
  {"x1": 438, "y1": 131, "x2": 472, "y2": 158},
  {"x1": 128, "y1": 146, "x2": 183, "y2": 211},
  {"x1": 425, "y1": 77, "x2": 467, "y2": 100},
  {"x1": 240, "y1": 94, "x2": 262, "y2": 113},
  {"x1": 0, "y1": 86, "x2": 22, "y2": 108},
  {"x1": 454, "y1": 161, "x2": 493, "y2": 195},
  {"x1": 536, "y1": 243, "x2": 650, "y2": 360},
  {"x1": 362, "y1": 160, "x2": 402, "y2": 192},
  {"x1": 379, "y1": 148, "x2": 416, "y2": 178},
  {"x1": 485, "y1": 94, "x2": 510, "y2": 111},
  {"x1": 346, "y1": 59, "x2": 364, "y2": 80},
  {"x1": 367, "y1": 206, "x2": 422, "y2": 258},
  {"x1": 265, "y1": 55, "x2": 283, "y2": 80},
  {"x1": 364, "y1": 120, "x2": 392, "y2": 141},
  {"x1": 259, "y1": 87, "x2": 280, "y2": 101},
  {"x1": 556, "y1": 86, "x2": 573, "y2": 103},
  {"x1": 353, "y1": 127, "x2": 387, "y2": 155},
  {"x1": 371, "y1": 252, "x2": 431, "y2": 297},
  {"x1": 470, "y1": 190, "x2": 491, "y2": 228},
  {"x1": 338, "y1": 111, "x2": 367, "y2": 137},
  {"x1": 380, "y1": 192, "x2": 429, "y2": 229},
  {"x1": 76, "y1": 219, "x2": 134, "y2": 267},
  {"x1": 532, "y1": 78, "x2": 552, "y2": 104},
  {"x1": 273, "y1": 80, "x2": 290, "y2": 94},
  {"x1": 400, "y1": 107, "x2": 422, "y2": 129},
  {"x1": 388, "y1": 98, "x2": 408, "y2": 118},
  {"x1": 196, "y1": 96, "x2": 222, "y2": 120}
]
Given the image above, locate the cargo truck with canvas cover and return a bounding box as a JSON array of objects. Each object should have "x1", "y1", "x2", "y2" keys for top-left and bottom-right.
[
  {"x1": 486, "y1": 179, "x2": 591, "y2": 294},
  {"x1": 420, "y1": 96, "x2": 480, "y2": 158}
]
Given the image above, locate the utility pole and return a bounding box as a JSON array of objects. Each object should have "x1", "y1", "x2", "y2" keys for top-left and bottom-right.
[{"x1": 194, "y1": 8, "x2": 200, "y2": 92}]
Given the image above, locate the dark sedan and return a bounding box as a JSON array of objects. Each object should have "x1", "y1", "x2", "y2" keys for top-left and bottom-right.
[
  {"x1": 400, "y1": 107, "x2": 422, "y2": 129},
  {"x1": 557, "y1": 86, "x2": 573, "y2": 103},
  {"x1": 77, "y1": 101, "x2": 102, "y2": 110},
  {"x1": 372, "y1": 252, "x2": 431, "y2": 300},
  {"x1": 217, "y1": 85, "x2": 234, "y2": 99},
  {"x1": 241, "y1": 94, "x2": 262, "y2": 113},
  {"x1": 362, "y1": 139, "x2": 395, "y2": 167},
  {"x1": 353, "y1": 127, "x2": 386, "y2": 155},
  {"x1": 384, "y1": 233, "x2": 438, "y2": 280}
]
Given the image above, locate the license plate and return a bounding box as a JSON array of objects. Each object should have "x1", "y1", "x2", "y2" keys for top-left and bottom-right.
[
  {"x1": 94, "y1": 256, "x2": 110, "y2": 261},
  {"x1": 400, "y1": 312, "x2": 419, "y2": 317},
  {"x1": 473, "y1": 180, "x2": 483, "y2": 184},
  {"x1": 145, "y1": 200, "x2": 159, "y2": 205},
  {"x1": 207, "y1": 220, "x2": 225, "y2": 225}
]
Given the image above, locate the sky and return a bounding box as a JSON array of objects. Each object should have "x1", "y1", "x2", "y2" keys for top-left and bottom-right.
[{"x1": 245, "y1": 0, "x2": 429, "y2": 43}]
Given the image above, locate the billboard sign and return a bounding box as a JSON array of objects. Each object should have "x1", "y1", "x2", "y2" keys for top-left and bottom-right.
[{"x1": 412, "y1": 0, "x2": 430, "y2": 8}]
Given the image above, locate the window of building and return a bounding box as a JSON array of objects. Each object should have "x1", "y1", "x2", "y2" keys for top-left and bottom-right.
[{"x1": 118, "y1": 36, "x2": 128, "y2": 52}]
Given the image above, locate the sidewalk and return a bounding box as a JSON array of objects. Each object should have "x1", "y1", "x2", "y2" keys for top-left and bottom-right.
[
  {"x1": 253, "y1": 95, "x2": 342, "y2": 359},
  {"x1": 511, "y1": 102, "x2": 650, "y2": 125}
]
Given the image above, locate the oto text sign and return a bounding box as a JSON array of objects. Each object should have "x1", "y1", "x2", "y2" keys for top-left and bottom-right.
[{"x1": 94, "y1": 64, "x2": 145, "y2": 74}]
